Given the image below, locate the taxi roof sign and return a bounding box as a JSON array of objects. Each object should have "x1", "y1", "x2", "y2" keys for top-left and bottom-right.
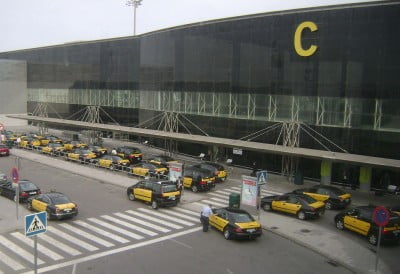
[{"x1": 25, "y1": 212, "x2": 47, "y2": 237}]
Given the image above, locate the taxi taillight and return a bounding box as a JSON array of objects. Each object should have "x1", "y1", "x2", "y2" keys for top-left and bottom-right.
[
  {"x1": 235, "y1": 227, "x2": 243, "y2": 233},
  {"x1": 382, "y1": 228, "x2": 392, "y2": 234}
]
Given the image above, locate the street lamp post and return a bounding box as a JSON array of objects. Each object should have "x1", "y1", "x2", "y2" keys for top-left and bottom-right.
[{"x1": 126, "y1": 0, "x2": 143, "y2": 36}]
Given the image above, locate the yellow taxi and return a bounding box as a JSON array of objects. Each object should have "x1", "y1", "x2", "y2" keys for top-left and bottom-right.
[
  {"x1": 130, "y1": 162, "x2": 168, "y2": 178},
  {"x1": 42, "y1": 143, "x2": 65, "y2": 156},
  {"x1": 183, "y1": 166, "x2": 216, "y2": 192},
  {"x1": 261, "y1": 193, "x2": 325, "y2": 220},
  {"x1": 63, "y1": 140, "x2": 88, "y2": 151},
  {"x1": 97, "y1": 155, "x2": 130, "y2": 170},
  {"x1": 335, "y1": 206, "x2": 400, "y2": 245},
  {"x1": 209, "y1": 207, "x2": 262, "y2": 240},
  {"x1": 192, "y1": 161, "x2": 227, "y2": 182},
  {"x1": 116, "y1": 146, "x2": 143, "y2": 163},
  {"x1": 293, "y1": 185, "x2": 351, "y2": 210},
  {"x1": 19, "y1": 136, "x2": 41, "y2": 148},
  {"x1": 126, "y1": 179, "x2": 181, "y2": 209},
  {"x1": 27, "y1": 192, "x2": 78, "y2": 220},
  {"x1": 45, "y1": 135, "x2": 63, "y2": 144},
  {"x1": 148, "y1": 155, "x2": 178, "y2": 167},
  {"x1": 66, "y1": 148, "x2": 97, "y2": 163}
]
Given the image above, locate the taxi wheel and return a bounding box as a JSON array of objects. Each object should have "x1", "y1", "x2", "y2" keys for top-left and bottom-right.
[
  {"x1": 262, "y1": 203, "x2": 272, "y2": 211},
  {"x1": 335, "y1": 219, "x2": 344, "y2": 230},
  {"x1": 191, "y1": 185, "x2": 198, "y2": 193},
  {"x1": 151, "y1": 200, "x2": 158, "y2": 209},
  {"x1": 128, "y1": 193, "x2": 135, "y2": 201},
  {"x1": 223, "y1": 228, "x2": 231, "y2": 240},
  {"x1": 297, "y1": 211, "x2": 306, "y2": 220},
  {"x1": 368, "y1": 233, "x2": 378, "y2": 245},
  {"x1": 325, "y1": 201, "x2": 333, "y2": 210}
]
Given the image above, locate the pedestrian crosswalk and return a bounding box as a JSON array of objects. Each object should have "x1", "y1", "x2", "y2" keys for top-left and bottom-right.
[{"x1": 0, "y1": 206, "x2": 202, "y2": 273}]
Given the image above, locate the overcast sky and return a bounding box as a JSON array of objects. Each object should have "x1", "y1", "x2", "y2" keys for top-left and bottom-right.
[{"x1": 0, "y1": 0, "x2": 379, "y2": 53}]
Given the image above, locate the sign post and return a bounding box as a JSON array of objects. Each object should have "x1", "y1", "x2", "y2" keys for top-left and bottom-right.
[
  {"x1": 25, "y1": 211, "x2": 47, "y2": 274},
  {"x1": 372, "y1": 206, "x2": 390, "y2": 272},
  {"x1": 255, "y1": 171, "x2": 268, "y2": 221},
  {"x1": 11, "y1": 167, "x2": 20, "y2": 220}
]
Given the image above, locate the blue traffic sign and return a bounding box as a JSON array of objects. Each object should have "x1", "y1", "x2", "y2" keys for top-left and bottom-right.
[
  {"x1": 25, "y1": 212, "x2": 47, "y2": 237},
  {"x1": 256, "y1": 170, "x2": 268, "y2": 185},
  {"x1": 373, "y1": 206, "x2": 390, "y2": 227}
]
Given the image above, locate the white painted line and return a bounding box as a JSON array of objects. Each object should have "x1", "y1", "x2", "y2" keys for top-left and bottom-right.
[
  {"x1": 225, "y1": 188, "x2": 240, "y2": 193},
  {"x1": 115, "y1": 212, "x2": 170, "y2": 233},
  {"x1": 24, "y1": 227, "x2": 202, "y2": 274},
  {"x1": 47, "y1": 226, "x2": 98, "y2": 252},
  {"x1": 127, "y1": 210, "x2": 183, "y2": 229},
  {"x1": 0, "y1": 235, "x2": 45, "y2": 265},
  {"x1": 157, "y1": 208, "x2": 199, "y2": 222},
  {"x1": 172, "y1": 207, "x2": 199, "y2": 217},
  {"x1": 101, "y1": 215, "x2": 158, "y2": 237},
  {"x1": 215, "y1": 190, "x2": 233, "y2": 195},
  {"x1": 59, "y1": 223, "x2": 114, "y2": 248},
  {"x1": 261, "y1": 190, "x2": 283, "y2": 196},
  {"x1": 231, "y1": 186, "x2": 241, "y2": 190},
  {"x1": 137, "y1": 208, "x2": 195, "y2": 226},
  {"x1": 193, "y1": 202, "x2": 207, "y2": 208},
  {"x1": 0, "y1": 249, "x2": 25, "y2": 271},
  {"x1": 38, "y1": 233, "x2": 81, "y2": 256},
  {"x1": 88, "y1": 218, "x2": 144, "y2": 240},
  {"x1": 202, "y1": 199, "x2": 227, "y2": 208},
  {"x1": 11, "y1": 232, "x2": 64, "y2": 261},
  {"x1": 73, "y1": 220, "x2": 129, "y2": 244},
  {"x1": 209, "y1": 197, "x2": 229, "y2": 204},
  {"x1": 208, "y1": 192, "x2": 228, "y2": 199}
]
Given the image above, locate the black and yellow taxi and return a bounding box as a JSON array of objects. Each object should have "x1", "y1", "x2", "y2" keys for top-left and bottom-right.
[
  {"x1": 192, "y1": 161, "x2": 227, "y2": 182},
  {"x1": 87, "y1": 145, "x2": 108, "y2": 158},
  {"x1": 129, "y1": 162, "x2": 168, "y2": 178},
  {"x1": 260, "y1": 193, "x2": 325, "y2": 220},
  {"x1": 209, "y1": 207, "x2": 262, "y2": 240},
  {"x1": 66, "y1": 148, "x2": 97, "y2": 163},
  {"x1": 148, "y1": 154, "x2": 178, "y2": 167},
  {"x1": 44, "y1": 135, "x2": 63, "y2": 144},
  {"x1": 126, "y1": 179, "x2": 181, "y2": 209},
  {"x1": 116, "y1": 146, "x2": 143, "y2": 163},
  {"x1": 96, "y1": 154, "x2": 131, "y2": 170},
  {"x1": 19, "y1": 136, "x2": 41, "y2": 149},
  {"x1": 334, "y1": 206, "x2": 400, "y2": 245},
  {"x1": 42, "y1": 143, "x2": 65, "y2": 156},
  {"x1": 35, "y1": 136, "x2": 50, "y2": 146},
  {"x1": 63, "y1": 140, "x2": 88, "y2": 151},
  {"x1": 292, "y1": 185, "x2": 351, "y2": 210},
  {"x1": 27, "y1": 192, "x2": 78, "y2": 220},
  {"x1": 183, "y1": 166, "x2": 216, "y2": 193}
]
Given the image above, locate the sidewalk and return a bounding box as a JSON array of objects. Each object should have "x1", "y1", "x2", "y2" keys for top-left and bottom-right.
[{"x1": 6, "y1": 148, "x2": 399, "y2": 274}]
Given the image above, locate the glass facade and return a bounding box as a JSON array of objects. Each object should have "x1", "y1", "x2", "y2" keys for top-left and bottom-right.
[{"x1": 1, "y1": 2, "x2": 400, "y2": 183}]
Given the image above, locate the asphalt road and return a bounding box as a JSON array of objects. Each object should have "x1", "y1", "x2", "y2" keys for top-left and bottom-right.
[{"x1": 0, "y1": 154, "x2": 353, "y2": 274}]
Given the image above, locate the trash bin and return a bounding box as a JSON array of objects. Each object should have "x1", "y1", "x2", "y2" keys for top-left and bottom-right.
[
  {"x1": 294, "y1": 170, "x2": 304, "y2": 185},
  {"x1": 229, "y1": 193, "x2": 240, "y2": 208}
]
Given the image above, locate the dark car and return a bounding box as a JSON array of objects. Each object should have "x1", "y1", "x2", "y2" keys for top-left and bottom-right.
[
  {"x1": 27, "y1": 192, "x2": 78, "y2": 220},
  {"x1": 116, "y1": 146, "x2": 143, "y2": 163},
  {"x1": 261, "y1": 193, "x2": 325, "y2": 220},
  {"x1": 96, "y1": 154, "x2": 131, "y2": 170},
  {"x1": 183, "y1": 166, "x2": 216, "y2": 192},
  {"x1": 126, "y1": 179, "x2": 181, "y2": 209},
  {"x1": 292, "y1": 185, "x2": 351, "y2": 210},
  {"x1": 0, "y1": 180, "x2": 41, "y2": 202},
  {"x1": 148, "y1": 155, "x2": 178, "y2": 167},
  {"x1": 334, "y1": 206, "x2": 400, "y2": 245},
  {"x1": 0, "y1": 144, "x2": 10, "y2": 156},
  {"x1": 209, "y1": 207, "x2": 262, "y2": 240},
  {"x1": 129, "y1": 162, "x2": 169, "y2": 178},
  {"x1": 87, "y1": 145, "x2": 108, "y2": 158},
  {"x1": 192, "y1": 162, "x2": 227, "y2": 182}
]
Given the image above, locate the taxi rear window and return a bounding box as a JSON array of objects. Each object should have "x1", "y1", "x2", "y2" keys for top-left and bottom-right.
[
  {"x1": 229, "y1": 213, "x2": 254, "y2": 223},
  {"x1": 161, "y1": 184, "x2": 178, "y2": 193}
]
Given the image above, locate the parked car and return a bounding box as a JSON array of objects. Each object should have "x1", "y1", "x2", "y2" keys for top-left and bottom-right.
[
  {"x1": 0, "y1": 180, "x2": 41, "y2": 202},
  {"x1": 27, "y1": 192, "x2": 78, "y2": 220},
  {"x1": 126, "y1": 179, "x2": 181, "y2": 209},
  {"x1": 87, "y1": 145, "x2": 108, "y2": 158},
  {"x1": 148, "y1": 154, "x2": 178, "y2": 167},
  {"x1": 129, "y1": 162, "x2": 168, "y2": 178},
  {"x1": 209, "y1": 207, "x2": 262, "y2": 240},
  {"x1": 41, "y1": 143, "x2": 65, "y2": 156},
  {"x1": 96, "y1": 155, "x2": 130, "y2": 170},
  {"x1": 292, "y1": 185, "x2": 351, "y2": 210},
  {"x1": 192, "y1": 161, "x2": 227, "y2": 182},
  {"x1": 0, "y1": 144, "x2": 10, "y2": 156},
  {"x1": 116, "y1": 146, "x2": 143, "y2": 163},
  {"x1": 261, "y1": 193, "x2": 325, "y2": 220},
  {"x1": 63, "y1": 140, "x2": 88, "y2": 151},
  {"x1": 334, "y1": 206, "x2": 400, "y2": 245},
  {"x1": 183, "y1": 166, "x2": 216, "y2": 192},
  {"x1": 0, "y1": 172, "x2": 7, "y2": 183},
  {"x1": 66, "y1": 148, "x2": 97, "y2": 163}
]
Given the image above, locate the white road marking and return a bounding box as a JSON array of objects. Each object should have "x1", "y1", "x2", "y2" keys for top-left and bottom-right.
[
  {"x1": 0, "y1": 235, "x2": 45, "y2": 265},
  {"x1": 224, "y1": 188, "x2": 240, "y2": 193},
  {"x1": 88, "y1": 218, "x2": 144, "y2": 240},
  {"x1": 231, "y1": 186, "x2": 283, "y2": 196},
  {"x1": 22, "y1": 227, "x2": 202, "y2": 274},
  {"x1": 209, "y1": 197, "x2": 229, "y2": 204},
  {"x1": 116, "y1": 212, "x2": 170, "y2": 233},
  {"x1": 59, "y1": 223, "x2": 114, "y2": 247},
  {"x1": 168, "y1": 238, "x2": 192, "y2": 249},
  {"x1": 126, "y1": 210, "x2": 183, "y2": 229},
  {"x1": 0, "y1": 249, "x2": 25, "y2": 271},
  {"x1": 208, "y1": 192, "x2": 229, "y2": 199},
  {"x1": 38, "y1": 234, "x2": 81, "y2": 256},
  {"x1": 201, "y1": 199, "x2": 227, "y2": 207},
  {"x1": 137, "y1": 208, "x2": 195, "y2": 226},
  {"x1": 47, "y1": 226, "x2": 98, "y2": 252},
  {"x1": 73, "y1": 220, "x2": 129, "y2": 244},
  {"x1": 173, "y1": 207, "x2": 200, "y2": 217},
  {"x1": 158, "y1": 209, "x2": 199, "y2": 222},
  {"x1": 215, "y1": 190, "x2": 234, "y2": 195},
  {"x1": 101, "y1": 215, "x2": 158, "y2": 236},
  {"x1": 11, "y1": 232, "x2": 64, "y2": 261}
]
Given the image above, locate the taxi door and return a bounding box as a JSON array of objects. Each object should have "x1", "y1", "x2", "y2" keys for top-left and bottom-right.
[
  {"x1": 209, "y1": 213, "x2": 229, "y2": 231},
  {"x1": 286, "y1": 197, "x2": 302, "y2": 215},
  {"x1": 183, "y1": 177, "x2": 193, "y2": 188},
  {"x1": 271, "y1": 197, "x2": 290, "y2": 213},
  {"x1": 32, "y1": 197, "x2": 48, "y2": 212},
  {"x1": 134, "y1": 187, "x2": 152, "y2": 202},
  {"x1": 99, "y1": 159, "x2": 110, "y2": 168},
  {"x1": 344, "y1": 214, "x2": 370, "y2": 236}
]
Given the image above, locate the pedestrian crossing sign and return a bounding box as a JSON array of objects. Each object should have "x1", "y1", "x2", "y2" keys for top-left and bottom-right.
[
  {"x1": 25, "y1": 212, "x2": 47, "y2": 237},
  {"x1": 256, "y1": 170, "x2": 268, "y2": 185}
]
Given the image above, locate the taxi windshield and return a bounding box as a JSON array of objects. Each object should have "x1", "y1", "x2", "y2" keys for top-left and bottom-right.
[{"x1": 52, "y1": 195, "x2": 71, "y2": 204}]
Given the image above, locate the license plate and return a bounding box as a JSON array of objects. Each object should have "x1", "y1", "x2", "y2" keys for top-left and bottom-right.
[
  {"x1": 247, "y1": 229, "x2": 256, "y2": 233},
  {"x1": 29, "y1": 192, "x2": 37, "y2": 195},
  {"x1": 169, "y1": 196, "x2": 175, "y2": 200},
  {"x1": 64, "y1": 209, "x2": 71, "y2": 212}
]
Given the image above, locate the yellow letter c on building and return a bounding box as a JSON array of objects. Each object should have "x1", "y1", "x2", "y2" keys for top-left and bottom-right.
[{"x1": 294, "y1": 21, "x2": 318, "y2": 57}]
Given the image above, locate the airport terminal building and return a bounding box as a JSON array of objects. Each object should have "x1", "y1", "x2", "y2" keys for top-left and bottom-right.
[{"x1": 0, "y1": 1, "x2": 399, "y2": 188}]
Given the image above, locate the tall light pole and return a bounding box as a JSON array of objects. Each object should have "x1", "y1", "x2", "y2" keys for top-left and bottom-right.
[{"x1": 126, "y1": 0, "x2": 143, "y2": 36}]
